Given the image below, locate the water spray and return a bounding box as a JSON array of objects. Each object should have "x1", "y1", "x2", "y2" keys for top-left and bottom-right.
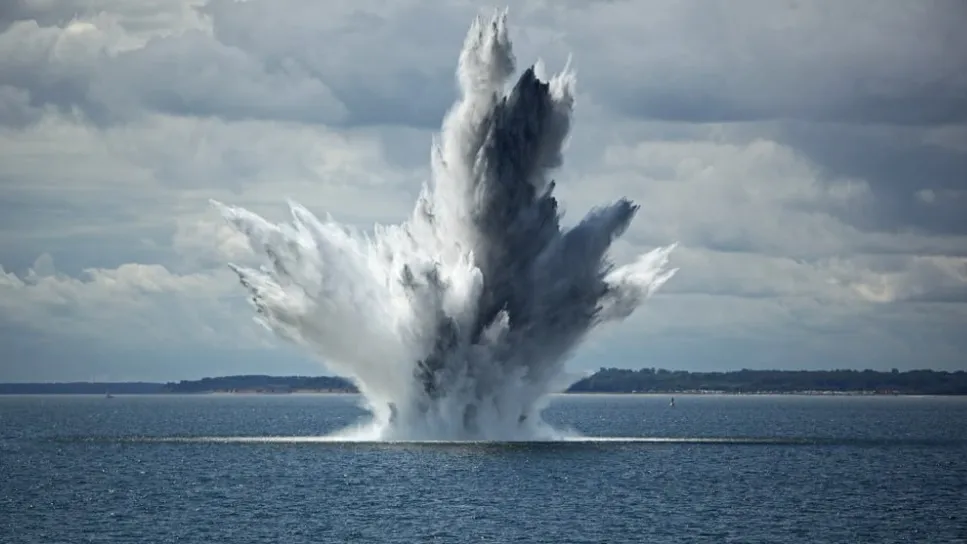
[{"x1": 213, "y1": 11, "x2": 677, "y2": 440}]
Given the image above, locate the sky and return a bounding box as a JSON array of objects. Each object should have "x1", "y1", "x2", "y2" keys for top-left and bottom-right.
[{"x1": 1, "y1": 0, "x2": 966, "y2": 382}]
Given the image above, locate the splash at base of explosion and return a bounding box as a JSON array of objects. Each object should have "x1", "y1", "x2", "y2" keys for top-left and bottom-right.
[
  {"x1": 213, "y1": 10, "x2": 677, "y2": 441},
  {"x1": 327, "y1": 415, "x2": 583, "y2": 443}
]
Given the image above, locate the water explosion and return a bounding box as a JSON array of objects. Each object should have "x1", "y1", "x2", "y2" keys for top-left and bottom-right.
[{"x1": 212, "y1": 12, "x2": 677, "y2": 440}]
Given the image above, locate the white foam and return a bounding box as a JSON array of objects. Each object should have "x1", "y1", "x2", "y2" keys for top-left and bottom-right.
[{"x1": 122, "y1": 436, "x2": 808, "y2": 446}]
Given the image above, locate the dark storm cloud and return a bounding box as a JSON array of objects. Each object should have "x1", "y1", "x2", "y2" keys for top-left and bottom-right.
[
  {"x1": 780, "y1": 124, "x2": 967, "y2": 237},
  {"x1": 0, "y1": 0, "x2": 72, "y2": 30},
  {"x1": 0, "y1": 22, "x2": 99, "y2": 123},
  {"x1": 576, "y1": 1, "x2": 967, "y2": 127},
  {"x1": 2, "y1": 0, "x2": 966, "y2": 133},
  {"x1": 604, "y1": 88, "x2": 967, "y2": 126},
  {"x1": 711, "y1": 121, "x2": 967, "y2": 240}
]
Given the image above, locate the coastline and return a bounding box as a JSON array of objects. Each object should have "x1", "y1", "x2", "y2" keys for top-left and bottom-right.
[
  {"x1": 5, "y1": 368, "x2": 965, "y2": 396},
  {"x1": 2, "y1": 390, "x2": 957, "y2": 397}
]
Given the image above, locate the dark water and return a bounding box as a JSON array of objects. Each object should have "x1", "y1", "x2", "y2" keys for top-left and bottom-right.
[{"x1": 2, "y1": 394, "x2": 965, "y2": 543}]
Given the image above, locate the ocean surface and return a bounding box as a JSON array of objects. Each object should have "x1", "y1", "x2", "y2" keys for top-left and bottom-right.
[{"x1": 1, "y1": 394, "x2": 965, "y2": 543}]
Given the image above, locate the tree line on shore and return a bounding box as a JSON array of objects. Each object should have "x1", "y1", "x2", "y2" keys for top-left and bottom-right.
[
  {"x1": 567, "y1": 367, "x2": 967, "y2": 395},
  {"x1": 2, "y1": 368, "x2": 965, "y2": 395}
]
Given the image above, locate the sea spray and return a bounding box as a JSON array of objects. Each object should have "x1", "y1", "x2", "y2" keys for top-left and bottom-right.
[{"x1": 213, "y1": 11, "x2": 678, "y2": 440}]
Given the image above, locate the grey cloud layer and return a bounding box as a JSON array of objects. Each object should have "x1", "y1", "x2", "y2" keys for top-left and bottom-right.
[
  {"x1": 559, "y1": 0, "x2": 967, "y2": 125},
  {"x1": 4, "y1": 0, "x2": 961, "y2": 239},
  {"x1": 0, "y1": 20, "x2": 348, "y2": 127},
  {"x1": 4, "y1": 1, "x2": 965, "y2": 128}
]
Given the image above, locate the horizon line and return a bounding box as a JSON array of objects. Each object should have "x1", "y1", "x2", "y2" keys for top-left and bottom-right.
[{"x1": 3, "y1": 366, "x2": 965, "y2": 385}]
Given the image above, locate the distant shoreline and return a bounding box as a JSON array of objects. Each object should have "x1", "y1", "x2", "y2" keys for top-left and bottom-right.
[
  {"x1": 177, "y1": 390, "x2": 945, "y2": 396},
  {"x1": 1, "y1": 390, "x2": 961, "y2": 397},
  {"x1": 2, "y1": 367, "x2": 965, "y2": 395}
]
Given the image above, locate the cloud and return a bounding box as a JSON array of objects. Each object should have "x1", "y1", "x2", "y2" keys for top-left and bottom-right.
[
  {"x1": 551, "y1": 0, "x2": 967, "y2": 125},
  {"x1": 0, "y1": 0, "x2": 964, "y2": 380},
  {"x1": 4, "y1": 0, "x2": 966, "y2": 129},
  {"x1": 830, "y1": 254, "x2": 967, "y2": 304},
  {"x1": 0, "y1": 252, "x2": 330, "y2": 381},
  {"x1": 0, "y1": 112, "x2": 423, "y2": 263},
  {"x1": 711, "y1": 121, "x2": 967, "y2": 240},
  {"x1": 0, "y1": 0, "x2": 467, "y2": 129},
  {"x1": 0, "y1": 253, "x2": 236, "y2": 345},
  {"x1": 569, "y1": 137, "x2": 936, "y2": 257},
  {"x1": 0, "y1": 10, "x2": 347, "y2": 127}
]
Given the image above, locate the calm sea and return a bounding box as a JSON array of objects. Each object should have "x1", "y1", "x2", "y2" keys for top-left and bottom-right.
[{"x1": 1, "y1": 394, "x2": 965, "y2": 543}]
